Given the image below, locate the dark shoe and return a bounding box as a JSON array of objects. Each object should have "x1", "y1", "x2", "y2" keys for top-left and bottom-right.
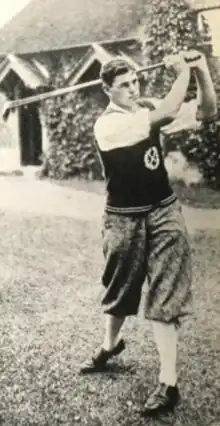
[
  {"x1": 141, "y1": 383, "x2": 180, "y2": 417},
  {"x1": 79, "y1": 339, "x2": 125, "y2": 374}
]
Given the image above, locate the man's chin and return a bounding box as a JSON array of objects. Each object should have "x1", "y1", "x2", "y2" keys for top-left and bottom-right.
[
  {"x1": 131, "y1": 96, "x2": 139, "y2": 103},
  {"x1": 128, "y1": 98, "x2": 140, "y2": 108}
]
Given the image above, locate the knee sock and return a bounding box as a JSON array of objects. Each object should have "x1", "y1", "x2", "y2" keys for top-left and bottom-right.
[
  {"x1": 103, "y1": 315, "x2": 125, "y2": 351},
  {"x1": 152, "y1": 321, "x2": 178, "y2": 387}
]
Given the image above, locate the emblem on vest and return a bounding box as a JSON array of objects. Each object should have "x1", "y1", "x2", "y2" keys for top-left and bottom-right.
[{"x1": 144, "y1": 146, "x2": 160, "y2": 170}]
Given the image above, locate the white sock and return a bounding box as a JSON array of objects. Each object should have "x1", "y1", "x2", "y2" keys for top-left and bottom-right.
[
  {"x1": 152, "y1": 321, "x2": 178, "y2": 387},
  {"x1": 103, "y1": 316, "x2": 124, "y2": 351}
]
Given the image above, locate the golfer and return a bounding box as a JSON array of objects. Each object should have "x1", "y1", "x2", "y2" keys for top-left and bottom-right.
[{"x1": 80, "y1": 51, "x2": 217, "y2": 416}]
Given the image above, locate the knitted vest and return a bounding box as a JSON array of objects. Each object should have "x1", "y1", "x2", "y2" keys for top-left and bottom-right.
[{"x1": 95, "y1": 100, "x2": 175, "y2": 214}]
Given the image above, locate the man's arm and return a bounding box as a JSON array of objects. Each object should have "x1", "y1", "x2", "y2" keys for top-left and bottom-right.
[
  {"x1": 192, "y1": 53, "x2": 217, "y2": 121},
  {"x1": 94, "y1": 109, "x2": 151, "y2": 151},
  {"x1": 149, "y1": 53, "x2": 191, "y2": 127}
]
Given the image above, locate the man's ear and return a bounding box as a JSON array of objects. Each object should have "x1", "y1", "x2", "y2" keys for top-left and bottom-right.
[{"x1": 102, "y1": 82, "x2": 111, "y2": 96}]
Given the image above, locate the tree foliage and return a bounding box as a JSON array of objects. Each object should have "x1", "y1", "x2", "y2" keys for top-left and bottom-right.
[
  {"x1": 140, "y1": 0, "x2": 207, "y2": 98},
  {"x1": 139, "y1": 0, "x2": 220, "y2": 188}
]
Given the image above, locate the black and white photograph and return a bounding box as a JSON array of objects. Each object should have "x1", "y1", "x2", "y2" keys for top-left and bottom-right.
[{"x1": 0, "y1": 0, "x2": 219, "y2": 425}]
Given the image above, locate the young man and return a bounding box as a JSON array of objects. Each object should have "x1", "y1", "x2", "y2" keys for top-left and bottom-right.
[{"x1": 80, "y1": 51, "x2": 217, "y2": 416}]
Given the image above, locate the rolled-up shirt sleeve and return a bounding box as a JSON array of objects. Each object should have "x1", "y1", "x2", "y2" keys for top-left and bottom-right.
[{"x1": 94, "y1": 108, "x2": 151, "y2": 151}]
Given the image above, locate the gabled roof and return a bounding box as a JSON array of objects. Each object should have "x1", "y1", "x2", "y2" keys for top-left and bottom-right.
[
  {"x1": 0, "y1": 54, "x2": 47, "y2": 89},
  {"x1": 0, "y1": 39, "x2": 142, "y2": 90},
  {"x1": 0, "y1": 0, "x2": 146, "y2": 55},
  {"x1": 0, "y1": 0, "x2": 219, "y2": 55}
]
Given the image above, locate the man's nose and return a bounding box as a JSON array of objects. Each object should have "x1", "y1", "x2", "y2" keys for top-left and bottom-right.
[{"x1": 129, "y1": 83, "x2": 136, "y2": 93}]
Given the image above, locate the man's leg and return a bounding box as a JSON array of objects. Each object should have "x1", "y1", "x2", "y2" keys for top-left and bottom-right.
[
  {"x1": 152, "y1": 321, "x2": 178, "y2": 387},
  {"x1": 79, "y1": 315, "x2": 126, "y2": 375},
  {"x1": 142, "y1": 320, "x2": 180, "y2": 416},
  {"x1": 142, "y1": 200, "x2": 192, "y2": 416},
  {"x1": 103, "y1": 314, "x2": 125, "y2": 351},
  {"x1": 80, "y1": 213, "x2": 146, "y2": 374}
]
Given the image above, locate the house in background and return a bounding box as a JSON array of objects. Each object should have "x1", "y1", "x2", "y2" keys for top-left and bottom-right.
[
  {"x1": 0, "y1": 0, "x2": 219, "y2": 173},
  {"x1": 0, "y1": 38, "x2": 143, "y2": 169}
]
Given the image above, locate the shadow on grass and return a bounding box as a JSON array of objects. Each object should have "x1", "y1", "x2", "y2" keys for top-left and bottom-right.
[{"x1": 81, "y1": 361, "x2": 137, "y2": 377}]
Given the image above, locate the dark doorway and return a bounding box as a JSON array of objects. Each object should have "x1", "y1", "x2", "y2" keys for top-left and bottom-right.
[
  {"x1": 19, "y1": 103, "x2": 42, "y2": 166},
  {"x1": 1, "y1": 73, "x2": 43, "y2": 166}
]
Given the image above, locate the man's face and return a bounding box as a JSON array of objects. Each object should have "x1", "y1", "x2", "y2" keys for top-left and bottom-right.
[{"x1": 106, "y1": 70, "x2": 140, "y2": 110}]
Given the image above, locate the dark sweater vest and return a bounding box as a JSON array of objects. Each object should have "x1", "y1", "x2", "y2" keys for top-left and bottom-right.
[{"x1": 95, "y1": 100, "x2": 176, "y2": 215}]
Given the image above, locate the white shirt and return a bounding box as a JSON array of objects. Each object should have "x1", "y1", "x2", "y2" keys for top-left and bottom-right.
[
  {"x1": 94, "y1": 99, "x2": 200, "y2": 152},
  {"x1": 94, "y1": 101, "x2": 151, "y2": 151}
]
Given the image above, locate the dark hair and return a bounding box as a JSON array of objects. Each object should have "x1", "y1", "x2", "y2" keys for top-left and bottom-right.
[{"x1": 100, "y1": 57, "x2": 135, "y2": 87}]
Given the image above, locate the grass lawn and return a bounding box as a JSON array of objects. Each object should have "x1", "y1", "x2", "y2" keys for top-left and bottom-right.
[{"x1": 0, "y1": 209, "x2": 219, "y2": 425}]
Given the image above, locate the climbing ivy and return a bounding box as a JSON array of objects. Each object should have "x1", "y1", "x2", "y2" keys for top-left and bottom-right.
[
  {"x1": 140, "y1": 0, "x2": 208, "y2": 98},
  {"x1": 40, "y1": 58, "x2": 106, "y2": 180},
  {"x1": 140, "y1": 0, "x2": 220, "y2": 188}
]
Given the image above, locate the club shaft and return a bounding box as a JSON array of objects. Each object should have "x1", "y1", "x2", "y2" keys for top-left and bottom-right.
[{"x1": 3, "y1": 61, "x2": 164, "y2": 111}]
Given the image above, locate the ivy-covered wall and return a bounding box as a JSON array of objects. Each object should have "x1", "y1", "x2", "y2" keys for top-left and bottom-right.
[
  {"x1": 140, "y1": 0, "x2": 212, "y2": 97},
  {"x1": 138, "y1": 0, "x2": 220, "y2": 189},
  {"x1": 42, "y1": 87, "x2": 107, "y2": 180},
  {"x1": 40, "y1": 57, "x2": 108, "y2": 180}
]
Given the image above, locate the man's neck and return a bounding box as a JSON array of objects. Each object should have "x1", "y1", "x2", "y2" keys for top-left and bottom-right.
[{"x1": 109, "y1": 100, "x2": 138, "y2": 112}]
